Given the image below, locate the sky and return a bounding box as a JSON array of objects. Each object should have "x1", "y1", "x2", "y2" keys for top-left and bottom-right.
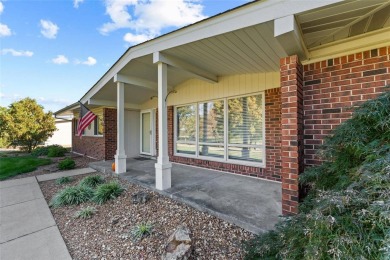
[{"x1": 0, "y1": 0, "x2": 250, "y2": 112}]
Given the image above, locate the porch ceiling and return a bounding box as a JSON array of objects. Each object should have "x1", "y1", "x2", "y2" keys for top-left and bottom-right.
[
  {"x1": 297, "y1": 0, "x2": 390, "y2": 49},
  {"x1": 162, "y1": 21, "x2": 286, "y2": 76}
]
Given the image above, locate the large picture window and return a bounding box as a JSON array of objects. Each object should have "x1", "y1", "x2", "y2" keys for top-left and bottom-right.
[
  {"x1": 198, "y1": 100, "x2": 224, "y2": 158},
  {"x1": 228, "y1": 95, "x2": 263, "y2": 163},
  {"x1": 174, "y1": 93, "x2": 265, "y2": 166},
  {"x1": 176, "y1": 105, "x2": 196, "y2": 155}
]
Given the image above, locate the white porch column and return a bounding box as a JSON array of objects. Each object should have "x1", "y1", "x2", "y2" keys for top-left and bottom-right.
[
  {"x1": 155, "y1": 62, "x2": 172, "y2": 190},
  {"x1": 115, "y1": 81, "x2": 127, "y2": 174}
]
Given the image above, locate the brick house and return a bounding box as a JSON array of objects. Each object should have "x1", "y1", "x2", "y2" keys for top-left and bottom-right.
[{"x1": 55, "y1": 0, "x2": 390, "y2": 215}]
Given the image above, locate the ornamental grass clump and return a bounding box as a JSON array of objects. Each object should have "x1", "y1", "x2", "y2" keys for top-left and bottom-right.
[
  {"x1": 244, "y1": 88, "x2": 390, "y2": 259},
  {"x1": 74, "y1": 206, "x2": 97, "y2": 219},
  {"x1": 93, "y1": 181, "x2": 125, "y2": 205},
  {"x1": 55, "y1": 176, "x2": 73, "y2": 185},
  {"x1": 130, "y1": 222, "x2": 153, "y2": 242},
  {"x1": 50, "y1": 185, "x2": 94, "y2": 208},
  {"x1": 79, "y1": 175, "x2": 105, "y2": 188}
]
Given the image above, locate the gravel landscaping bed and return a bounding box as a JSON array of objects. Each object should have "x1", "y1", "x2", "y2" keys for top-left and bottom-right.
[
  {"x1": 40, "y1": 173, "x2": 253, "y2": 259},
  {"x1": 6, "y1": 153, "x2": 96, "y2": 180}
]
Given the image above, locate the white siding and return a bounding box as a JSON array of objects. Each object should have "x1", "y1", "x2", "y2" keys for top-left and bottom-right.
[
  {"x1": 168, "y1": 72, "x2": 279, "y2": 106},
  {"x1": 139, "y1": 72, "x2": 279, "y2": 110},
  {"x1": 45, "y1": 121, "x2": 72, "y2": 147}
]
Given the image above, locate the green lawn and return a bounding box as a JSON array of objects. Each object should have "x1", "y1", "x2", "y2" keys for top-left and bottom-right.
[{"x1": 0, "y1": 156, "x2": 52, "y2": 180}]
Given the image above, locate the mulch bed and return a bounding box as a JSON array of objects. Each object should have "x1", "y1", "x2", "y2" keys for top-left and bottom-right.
[
  {"x1": 5, "y1": 153, "x2": 97, "y2": 180},
  {"x1": 40, "y1": 173, "x2": 254, "y2": 259}
]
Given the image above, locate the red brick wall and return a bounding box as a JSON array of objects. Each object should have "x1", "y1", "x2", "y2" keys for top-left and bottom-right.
[
  {"x1": 167, "y1": 89, "x2": 282, "y2": 182},
  {"x1": 280, "y1": 55, "x2": 304, "y2": 215},
  {"x1": 72, "y1": 108, "x2": 117, "y2": 160},
  {"x1": 72, "y1": 119, "x2": 105, "y2": 160},
  {"x1": 104, "y1": 108, "x2": 117, "y2": 160},
  {"x1": 303, "y1": 46, "x2": 390, "y2": 166}
]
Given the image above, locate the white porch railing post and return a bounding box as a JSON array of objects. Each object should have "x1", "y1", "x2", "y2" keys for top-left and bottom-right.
[
  {"x1": 115, "y1": 81, "x2": 127, "y2": 174},
  {"x1": 155, "y1": 62, "x2": 172, "y2": 190}
]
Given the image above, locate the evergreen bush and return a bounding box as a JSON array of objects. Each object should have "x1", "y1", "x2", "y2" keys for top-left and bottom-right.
[
  {"x1": 47, "y1": 145, "x2": 67, "y2": 157},
  {"x1": 244, "y1": 88, "x2": 390, "y2": 259},
  {"x1": 58, "y1": 158, "x2": 75, "y2": 170}
]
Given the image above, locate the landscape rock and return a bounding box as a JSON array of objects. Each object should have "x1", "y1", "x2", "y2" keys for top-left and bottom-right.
[
  {"x1": 131, "y1": 191, "x2": 150, "y2": 204},
  {"x1": 40, "y1": 174, "x2": 253, "y2": 259},
  {"x1": 162, "y1": 224, "x2": 192, "y2": 260}
]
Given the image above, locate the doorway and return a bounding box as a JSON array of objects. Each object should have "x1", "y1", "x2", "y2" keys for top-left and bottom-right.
[{"x1": 140, "y1": 110, "x2": 155, "y2": 155}]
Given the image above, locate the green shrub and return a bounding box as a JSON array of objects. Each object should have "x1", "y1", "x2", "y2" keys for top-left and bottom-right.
[
  {"x1": 58, "y1": 158, "x2": 75, "y2": 170},
  {"x1": 244, "y1": 88, "x2": 390, "y2": 259},
  {"x1": 50, "y1": 185, "x2": 94, "y2": 208},
  {"x1": 93, "y1": 181, "x2": 125, "y2": 204},
  {"x1": 31, "y1": 145, "x2": 66, "y2": 157},
  {"x1": 74, "y1": 206, "x2": 96, "y2": 219},
  {"x1": 79, "y1": 175, "x2": 105, "y2": 188},
  {"x1": 31, "y1": 146, "x2": 49, "y2": 156},
  {"x1": 130, "y1": 222, "x2": 153, "y2": 242},
  {"x1": 47, "y1": 145, "x2": 67, "y2": 157},
  {"x1": 55, "y1": 176, "x2": 73, "y2": 185}
]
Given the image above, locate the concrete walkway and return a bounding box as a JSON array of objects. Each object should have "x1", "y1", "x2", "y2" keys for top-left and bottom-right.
[
  {"x1": 91, "y1": 158, "x2": 282, "y2": 234},
  {"x1": 0, "y1": 168, "x2": 95, "y2": 260}
]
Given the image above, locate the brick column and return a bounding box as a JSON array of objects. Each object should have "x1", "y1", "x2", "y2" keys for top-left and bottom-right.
[
  {"x1": 104, "y1": 108, "x2": 117, "y2": 160},
  {"x1": 280, "y1": 55, "x2": 304, "y2": 215}
]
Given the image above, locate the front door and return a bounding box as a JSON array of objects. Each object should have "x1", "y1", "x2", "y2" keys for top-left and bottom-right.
[{"x1": 140, "y1": 110, "x2": 154, "y2": 155}]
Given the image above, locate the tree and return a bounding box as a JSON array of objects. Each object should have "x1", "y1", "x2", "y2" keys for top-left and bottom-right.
[{"x1": 0, "y1": 98, "x2": 56, "y2": 152}]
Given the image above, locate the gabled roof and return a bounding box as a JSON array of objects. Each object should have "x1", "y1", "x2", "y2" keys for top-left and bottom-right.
[
  {"x1": 55, "y1": 0, "x2": 390, "y2": 115},
  {"x1": 76, "y1": 0, "x2": 342, "y2": 104}
]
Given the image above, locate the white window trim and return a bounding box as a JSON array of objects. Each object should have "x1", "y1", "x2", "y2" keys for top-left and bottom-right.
[{"x1": 174, "y1": 92, "x2": 266, "y2": 168}]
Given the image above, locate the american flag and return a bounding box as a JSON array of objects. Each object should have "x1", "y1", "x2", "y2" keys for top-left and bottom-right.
[{"x1": 77, "y1": 102, "x2": 97, "y2": 137}]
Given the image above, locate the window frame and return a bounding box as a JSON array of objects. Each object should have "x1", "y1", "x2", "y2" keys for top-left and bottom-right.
[
  {"x1": 197, "y1": 98, "x2": 226, "y2": 161},
  {"x1": 74, "y1": 115, "x2": 103, "y2": 137},
  {"x1": 174, "y1": 92, "x2": 266, "y2": 167},
  {"x1": 174, "y1": 103, "x2": 198, "y2": 156}
]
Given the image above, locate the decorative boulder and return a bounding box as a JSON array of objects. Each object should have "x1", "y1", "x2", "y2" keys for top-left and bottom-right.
[
  {"x1": 162, "y1": 224, "x2": 192, "y2": 260},
  {"x1": 131, "y1": 191, "x2": 151, "y2": 204}
]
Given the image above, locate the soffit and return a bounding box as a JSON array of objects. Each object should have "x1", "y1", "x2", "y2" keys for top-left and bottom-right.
[
  {"x1": 297, "y1": 0, "x2": 390, "y2": 49},
  {"x1": 163, "y1": 21, "x2": 286, "y2": 76}
]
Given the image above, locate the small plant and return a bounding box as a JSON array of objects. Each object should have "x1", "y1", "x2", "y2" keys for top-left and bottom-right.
[
  {"x1": 79, "y1": 175, "x2": 105, "y2": 188},
  {"x1": 58, "y1": 158, "x2": 75, "y2": 170},
  {"x1": 74, "y1": 206, "x2": 96, "y2": 219},
  {"x1": 50, "y1": 185, "x2": 94, "y2": 208},
  {"x1": 55, "y1": 176, "x2": 73, "y2": 185},
  {"x1": 47, "y1": 145, "x2": 67, "y2": 157},
  {"x1": 93, "y1": 181, "x2": 124, "y2": 204},
  {"x1": 130, "y1": 222, "x2": 153, "y2": 242}
]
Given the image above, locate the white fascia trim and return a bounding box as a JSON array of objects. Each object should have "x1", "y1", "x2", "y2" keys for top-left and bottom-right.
[{"x1": 81, "y1": 0, "x2": 342, "y2": 103}]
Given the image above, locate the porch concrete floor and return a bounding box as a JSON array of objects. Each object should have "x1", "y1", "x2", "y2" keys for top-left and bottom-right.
[{"x1": 90, "y1": 158, "x2": 282, "y2": 234}]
